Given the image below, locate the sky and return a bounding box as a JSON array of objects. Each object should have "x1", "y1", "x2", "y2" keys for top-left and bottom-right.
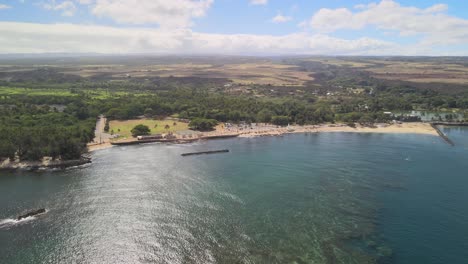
[{"x1": 0, "y1": 0, "x2": 468, "y2": 55}]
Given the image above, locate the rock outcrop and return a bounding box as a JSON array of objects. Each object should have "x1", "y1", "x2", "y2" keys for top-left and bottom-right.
[{"x1": 17, "y1": 209, "x2": 46, "y2": 220}]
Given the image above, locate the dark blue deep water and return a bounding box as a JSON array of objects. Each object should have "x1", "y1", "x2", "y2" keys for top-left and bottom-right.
[
  {"x1": 0, "y1": 128, "x2": 467, "y2": 264},
  {"x1": 377, "y1": 127, "x2": 468, "y2": 264}
]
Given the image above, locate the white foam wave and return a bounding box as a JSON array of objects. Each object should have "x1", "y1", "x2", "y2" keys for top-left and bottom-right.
[
  {"x1": 0, "y1": 216, "x2": 35, "y2": 228},
  {"x1": 0, "y1": 218, "x2": 17, "y2": 225},
  {"x1": 65, "y1": 163, "x2": 91, "y2": 171},
  {"x1": 219, "y1": 192, "x2": 244, "y2": 204},
  {"x1": 0, "y1": 210, "x2": 47, "y2": 229}
]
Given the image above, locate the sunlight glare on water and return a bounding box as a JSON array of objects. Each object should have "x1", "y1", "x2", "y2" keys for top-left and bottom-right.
[{"x1": 1, "y1": 130, "x2": 467, "y2": 264}]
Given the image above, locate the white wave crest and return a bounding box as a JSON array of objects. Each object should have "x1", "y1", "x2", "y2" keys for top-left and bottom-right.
[
  {"x1": 0, "y1": 216, "x2": 35, "y2": 228},
  {"x1": 0, "y1": 209, "x2": 47, "y2": 229}
]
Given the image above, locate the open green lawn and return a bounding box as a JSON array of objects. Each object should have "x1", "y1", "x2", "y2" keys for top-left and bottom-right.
[
  {"x1": 109, "y1": 119, "x2": 189, "y2": 139},
  {"x1": 0, "y1": 86, "x2": 76, "y2": 97},
  {"x1": 0, "y1": 86, "x2": 150, "y2": 99}
]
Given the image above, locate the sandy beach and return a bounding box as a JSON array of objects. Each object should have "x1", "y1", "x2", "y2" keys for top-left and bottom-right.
[
  {"x1": 88, "y1": 122, "x2": 438, "y2": 152},
  {"x1": 314, "y1": 123, "x2": 438, "y2": 135},
  {"x1": 87, "y1": 142, "x2": 113, "y2": 152},
  {"x1": 219, "y1": 122, "x2": 439, "y2": 138}
]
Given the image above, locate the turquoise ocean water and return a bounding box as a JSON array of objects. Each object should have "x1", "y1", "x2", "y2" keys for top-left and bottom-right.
[{"x1": 0, "y1": 127, "x2": 467, "y2": 263}]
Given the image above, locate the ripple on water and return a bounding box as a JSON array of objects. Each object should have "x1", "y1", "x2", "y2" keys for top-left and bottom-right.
[{"x1": 1, "y1": 132, "x2": 467, "y2": 263}]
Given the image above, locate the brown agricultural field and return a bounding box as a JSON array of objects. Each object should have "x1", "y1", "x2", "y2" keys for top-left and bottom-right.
[
  {"x1": 366, "y1": 62, "x2": 468, "y2": 84},
  {"x1": 2, "y1": 56, "x2": 467, "y2": 87},
  {"x1": 303, "y1": 57, "x2": 375, "y2": 68},
  {"x1": 60, "y1": 62, "x2": 314, "y2": 86},
  {"x1": 312, "y1": 57, "x2": 468, "y2": 85}
]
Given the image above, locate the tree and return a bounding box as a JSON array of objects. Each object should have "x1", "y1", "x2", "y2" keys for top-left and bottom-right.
[
  {"x1": 189, "y1": 118, "x2": 218, "y2": 131},
  {"x1": 131, "y1": 124, "x2": 151, "y2": 137},
  {"x1": 144, "y1": 108, "x2": 154, "y2": 117},
  {"x1": 0, "y1": 140, "x2": 16, "y2": 161},
  {"x1": 256, "y1": 109, "x2": 273, "y2": 123},
  {"x1": 271, "y1": 116, "x2": 289, "y2": 126},
  {"x1": 358, "y1": 114, "x2": 374, "y2": 125},
  {"x1": 104, "y1": 120, "x2": 110, "y2": 132}
]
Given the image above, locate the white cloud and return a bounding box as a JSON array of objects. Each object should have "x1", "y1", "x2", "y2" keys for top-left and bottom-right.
[
  {"x1": 271, "y1": 13, "x2": 292, "y2": 24},
  {"x1": 0, "y1": 22, "x2": 406, "y2": 55},
  {"x1": 250, "y1": 0, "x2": 267, "y2": 6},
  {"x1": 0, "y1": 4, "x2": 12, "y2": 9},
  {"x1": 79, "y1": 0, "x2": 213, "y2": 28},
  {"x1": 1, "y1": 1, "x2": 467, "y2": 55},
  {"x1": 353, "y1": 4, "x2": 367, "y2": 10},
  {"x1": 310, "y1": 8, "x2": 360, "y2": 32},
  {"x1": 41, "y1": 1, "x2": 77, "y2": 16},
  {"x1": 423, "y1": 3, "x2": 448, "y2": 13},
  {"x1": 307, "y1": 0, "x2": 468, "y2": 46},
  {"x1": 310, "y1": 0, "x2": 451, "y2": 33}
]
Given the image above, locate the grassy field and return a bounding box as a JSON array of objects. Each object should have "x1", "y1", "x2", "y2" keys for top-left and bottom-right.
[
  {"x1": 0, "y1": 86, "x2": 151, "y2": 99},
  {"x1": 0, "y1": 86, "x2": 77, "y2": 97},
  {"x1": 109, "y1": 119, "x2": 189, "y2": 139}
]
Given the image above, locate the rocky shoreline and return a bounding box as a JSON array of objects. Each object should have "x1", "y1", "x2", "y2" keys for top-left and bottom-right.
[{"x1": 0, "y1": 157, "x2": 91, "y2": 171}]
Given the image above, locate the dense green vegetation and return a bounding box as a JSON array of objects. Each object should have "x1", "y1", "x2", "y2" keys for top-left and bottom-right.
[
  {"x1": 0, "y1": 104, "x2": 95, "y2": 161},
  {"x1": 271, "y1": 116, "x2": 290, "y2": 126},
  {"x1": 1, "y1": 56, "x2": 467, "y2": 162},
  {"x1": 131, "y1": 124, "x2": 151, "y2": 137},
  {"x1": 188, "y1": 118, "x2": 218, "y2": 131}
]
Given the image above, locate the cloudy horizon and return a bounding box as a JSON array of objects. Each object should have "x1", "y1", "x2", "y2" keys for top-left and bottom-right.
[{"x1": 1, "y1": 0, "x2": 468, "y2": 56}]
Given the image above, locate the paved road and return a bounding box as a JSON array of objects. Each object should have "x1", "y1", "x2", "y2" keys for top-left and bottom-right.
[{"x1": 93, "y1": 115, "x2": 112, "y2": 144}]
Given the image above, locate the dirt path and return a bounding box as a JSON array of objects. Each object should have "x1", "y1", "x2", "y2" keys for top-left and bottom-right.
[{"x1": 94, "y1": 115, "x2": 111, "y2": 143}]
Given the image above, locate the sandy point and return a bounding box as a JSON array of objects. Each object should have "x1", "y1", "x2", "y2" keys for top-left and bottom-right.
[{"x1": 87, "y1": 142, "x2": 113, "y2": 152}]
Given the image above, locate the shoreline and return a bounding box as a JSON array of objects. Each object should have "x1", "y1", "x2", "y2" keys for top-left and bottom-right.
[
  {"x1": 236, "y1": 122, "x2": 438, "y2": 138},
  {"x1": 87, "y1": 122, "x2": 439, "y2": 152},
  {"x1": 0, "y1": 157, "x2": 91, "y2": 172},
  {"x1": 1, "y1": 122, "x2": 443, "y2": 171},
  {"x1": 87, "y1": 142, "x2": 113, "y2": 152}
]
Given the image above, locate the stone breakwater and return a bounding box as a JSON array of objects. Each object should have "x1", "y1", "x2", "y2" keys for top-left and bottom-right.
[{"x1": 430, "y1": 123, "x2": 455, "y2": 146}]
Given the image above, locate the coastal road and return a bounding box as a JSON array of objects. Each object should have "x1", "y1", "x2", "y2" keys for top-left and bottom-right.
[{"x1": 93, "y1": 115, "x2": 112, "y2": 144}]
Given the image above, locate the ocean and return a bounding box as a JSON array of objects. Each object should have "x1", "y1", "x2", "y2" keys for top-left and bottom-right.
[{"x1": 1, "y1": 128, "x2": 467, "y2": 263}]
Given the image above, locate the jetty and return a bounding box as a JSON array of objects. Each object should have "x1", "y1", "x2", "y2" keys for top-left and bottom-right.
[
  {"x1": 200, "y1": 134, "x2": 239, "y2": 140},
  {"x1": 181, "y1": 150, "x2": 230, "y2": 156},
  {"x1": 111, "y1": 138, "x2": 197, "y2": 146},
  {"x1": 111, "y1": 134, "x2": 239, "y2": 146},
  {"x1": 430, "y1": 123, "x2": 455, "y2": 146},
  {"x1": 430, "y1": 122, "x2": 468, "y2": 127}
]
